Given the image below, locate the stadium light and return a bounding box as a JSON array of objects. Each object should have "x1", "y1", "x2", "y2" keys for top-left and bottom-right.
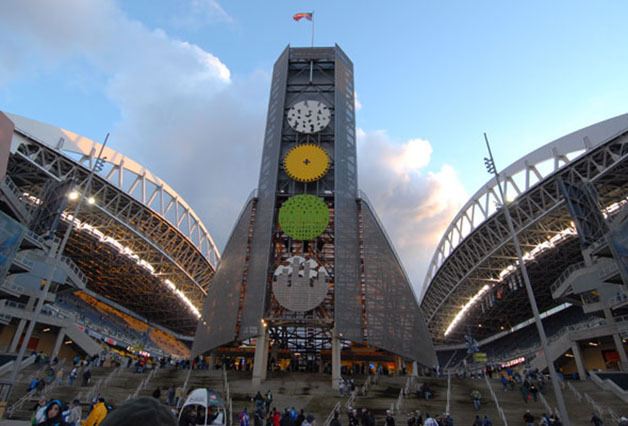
[
  {"x1": 67, "y1": 190, "x2": 80, "y2": 201},
  {"x1": 87, "y1": 196, "x2": 96, "y2": 205},
  {"x1": 483, "y1": 133, "x2": 571, "y2": 426}
]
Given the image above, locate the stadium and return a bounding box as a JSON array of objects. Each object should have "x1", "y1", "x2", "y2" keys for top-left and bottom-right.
[
  {"x1": 422, "y1": 114, "x2": 628, "y2": 380},
  {"x1": 0, "y1": 112, "x2": 222, "y2": 359},
  {"x1": 0, "y1": 48, "x2": 627, "y2": 425}
]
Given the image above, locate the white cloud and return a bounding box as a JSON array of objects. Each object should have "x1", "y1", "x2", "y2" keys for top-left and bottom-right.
[
  {"x1": 0, "y1": 1, "x2": 466, "y2": 300},
  {"x1": 354, "y1": 91, "x2": 363, "y2": 111},
  {"x1": 0, "y1": 0, "x2": 264, "y2": 248},
  {"x1": 357, "y1": 129, "x2": 466, "y2": 297}
]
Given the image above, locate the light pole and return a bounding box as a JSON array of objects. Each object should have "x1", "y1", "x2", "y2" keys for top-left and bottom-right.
[
  {"x1": 4, "y1": 134, "x2": 109, "y2": 403},
  {"x1": 483, "y1": 133, "x2": 571, "y2": 425}
]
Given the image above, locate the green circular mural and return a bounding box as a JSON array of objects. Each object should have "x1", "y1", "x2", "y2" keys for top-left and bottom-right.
[{"x1": 278, "y1": 194, "x2": 329, "y2": 240}]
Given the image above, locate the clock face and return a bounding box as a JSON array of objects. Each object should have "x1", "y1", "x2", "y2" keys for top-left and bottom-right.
[{"x1": 286, "y1": 100, "x2": 331, "y2": 134}]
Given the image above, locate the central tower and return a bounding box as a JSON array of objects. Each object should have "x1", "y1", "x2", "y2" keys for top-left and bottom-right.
[{"x1": 193, "y1": 46, "x2": 435, "y2": 386}]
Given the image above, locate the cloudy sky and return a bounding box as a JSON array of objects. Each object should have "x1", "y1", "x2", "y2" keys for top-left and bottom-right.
[{"x1": 1, "y1": 0, "x2": 627, "y2": 297}]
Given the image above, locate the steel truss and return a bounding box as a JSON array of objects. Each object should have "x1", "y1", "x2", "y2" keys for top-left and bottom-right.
[
  {"x1": 7, "y1": 129, "x2": 218, "y2": 335},
  {"x1": 422, "y1": 122, "x2": 628, "y2": 344}
]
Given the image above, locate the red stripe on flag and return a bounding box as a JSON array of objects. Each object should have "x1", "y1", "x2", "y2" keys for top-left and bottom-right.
[{"x1": 293, "y1": 12, "x2": 312, "y2": 21}]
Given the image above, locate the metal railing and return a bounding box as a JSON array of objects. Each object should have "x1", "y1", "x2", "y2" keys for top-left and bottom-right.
[
  {"x1": 129, "y1": 366, "x2": 158, "y2": 399},
  {"x1": 446, "y1": 373, "x2": 452, "y2": 415},
  {"x1": 222, "y1": 365, "x2": 233, "y2": 426},
  {"x1": 323, "y1": 401, "x2": 341, "y2": 426},
  {"x1": 550, "y1": 261, "x2": 585, "y2": 294},
  {"x1": 484, "y1": 375, "x2": 508, "y2": 426}
]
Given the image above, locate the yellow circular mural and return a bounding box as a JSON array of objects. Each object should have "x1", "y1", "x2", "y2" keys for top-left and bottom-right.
[{"x1": 283, "y1": 144, "x2": 330, "y2": 183}]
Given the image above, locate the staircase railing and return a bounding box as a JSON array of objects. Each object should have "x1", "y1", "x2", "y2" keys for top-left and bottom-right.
[
  {"x1": 445, "y1": 373, "x2": 452, "y2": 415},
  {"x1": 484, "y1": 375, "x2": 507, "y2": 426},
  {"x1": 323, "y1": 401, "x2": 341, "y2": 426},
  {"x1": 129, "y1": 366, "x2": 158, "y2": 399}
]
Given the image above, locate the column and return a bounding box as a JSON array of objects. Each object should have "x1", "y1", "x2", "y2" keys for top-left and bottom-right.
[
  {"x1": 411, "y1": 361, "x2": 418, "y2": 377},
  {"x1": 8, "y1": 297, "x2": 36, "y2": 352},
  {"x1": 331, "y1": 329, "x2": 341, "y2": 390},
  {"x1": 571, "y1": 342, "x2": 586, "y2": 380},
  {"x1": 51, "y1": 328, "x2": 66, "y2": 359},
  {"x1": 603, "y1": 306, "x2": 628, "y2": 370},
  {"x1": 252, "y1": 325, "x2": 269, "y2": 386}
]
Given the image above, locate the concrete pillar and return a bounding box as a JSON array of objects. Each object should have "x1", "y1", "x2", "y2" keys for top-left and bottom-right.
[
  {"x1": 252, "y1": 325, "x2": 269, "y2": 387},
  {"x1": 411, "y1": 361, "x2": 418, "y2": 377},
  {"x1": 331, "y1": 329, "x2": 341, "y2": 390},
  {"x1": 51, "y1": 328, "x2": 66, "y2": 359},
  {"x1": 8, "y1": 297, "x2": 36, "y2": 352},
  {"x1": 603, "y1": 306, "x2": 628, "y2": 370},
  {"x1": 571, "y1": 342, "x2": 586, "y2": 380}
]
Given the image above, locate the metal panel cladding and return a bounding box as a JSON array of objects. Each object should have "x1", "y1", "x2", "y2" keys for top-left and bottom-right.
[
  {"x1": 361, "y1": 199, "x2": 437, "y2": 366},
  {"x1": 238, "y1": 47, "x2": 290, "y2": 340},
  {"x1": 192, "y1": 198, "x2": 255, "y2": 356},
  {"x1": 333, "y1": 45, "x2": 363, "y2": 341}
]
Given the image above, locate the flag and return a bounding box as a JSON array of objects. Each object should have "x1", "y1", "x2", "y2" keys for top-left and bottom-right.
[{"x1": 293, "y1": 12, "x2": 313, "y2": 21}]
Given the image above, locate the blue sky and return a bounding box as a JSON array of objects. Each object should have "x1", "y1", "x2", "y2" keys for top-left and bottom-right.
[{"x1": 1, "y1": 0, "x2": 627, "y2": 294}]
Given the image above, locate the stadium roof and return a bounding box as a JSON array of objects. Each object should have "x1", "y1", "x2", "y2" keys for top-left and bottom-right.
[
  {"x1": 421, "y1": 114, "x2": 628, "y2": 344},
  {"x1": 5, "y1": 113, "x2": 220, "y2": 335}
]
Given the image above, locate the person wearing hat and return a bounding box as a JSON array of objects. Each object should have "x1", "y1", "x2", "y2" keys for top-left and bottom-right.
[
  {"x1": 385, "y1": 410, "x2": 395, "y2": 426},
  {"x1": 100, "y1": 397, "x2": 175, "y2": 426}
]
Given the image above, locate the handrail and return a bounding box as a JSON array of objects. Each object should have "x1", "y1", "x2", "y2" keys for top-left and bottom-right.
[
  {"x1": 446, "y1": 373, "x2": 452, "y2": 415},
  {"x1": 537, "y1": 390, "x2": 554, "y2": 417},
  {"x1": 323, "y1": 401, "x2": 341, "y2": 426},
  {"x1": 550, "y1": 261, "x2": 585, "y2": 294},
  {"x1": 222, "y1": 365, "x2": 232, "y2": 426},
  {"x1": 484, "y1": 375, "x2": 508, "y2": 426}
]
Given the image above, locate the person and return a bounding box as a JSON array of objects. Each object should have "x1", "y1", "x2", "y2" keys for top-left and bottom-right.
[
  {"x1": 100, "y1": 396, "x2": 176, "y2": 426},
  {"x1": 56, "y1": 368, "x2": 64, "y2": 385},
  {"x1": 472, "y1": 415, "x2": 482, "y2": 426},
  {"x1": 240, "y1": 408, "x2": 250, "y2": 426},
  {"x1": 84, "y1": 398, "x2": 108, "y2": 426},
  {"x1": 302, "y1": 415, "x2": 314, "y2": 426},
  {"x1": 33, "y1": 397, "x2": 48, "y2": 425},
  {"x1": 167, "y1": 385, "x2": 175, "y2": 406},
  {"x1": 590, "y1": 413, "x2": 603, "y2": 426},
  {"x1": 406, "y1": 412, "x2": 416, "y2": 426},
  {"x1": 339, "y1": 379, "x2": 346, "y2": 397},
  {"x1": 82, "y1": 367, "x2": 92, "y2": 386},
  {"x1": 265, "y1": 390, "x2": 273, "y2": 414},
  {"x1": 618, "y1": 416, "x2": 628, "y2": 426},
  {"x1": 481, "y1": 416, "x2": 492, "y2": 426},
  {"x1": 153, "y1": 386, "x2": 162, "y2": 400},
  {"x1": 385, "y1": 410, "x2": 395, "y2": 426},
  {"x1": 66, "y1": 400, "x2": 82, "y2": 426},
  {"x1": 39, "y1": 399, "x2": 67, "y2": 426},
  {"x1": 423, "y1": 414, "x2": 438, "y2": 426},
  {"x1": 296, "y1": 409, "x2": 305, "y2": 426},
  {"x1": 529, "y1": 383, "x2": 538, "y2": 402},
  {"x1": 273, "y1": 408, "x2": 281, "y2": 426},
  {"x1": 540, "y1": 413, "x2": 550, "y2": 426},
  {"x1": 69, "y1": 367, "x2": 78, "y2": 386},
  {"x1": 470, "y1": 390, "x2": 481, "y2": 411},
  {"x1": 522, "y1": 410, "x2": 534, "y2": 426}
]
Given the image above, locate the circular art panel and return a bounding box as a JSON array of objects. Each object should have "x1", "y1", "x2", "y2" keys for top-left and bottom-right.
[
  {"x1": 278, "y1": 194, "x2": 329, "y2": 240},
  {"x1": 283, "y1": 144, "x2": 330, "y2": 183},
  {"x1": 286, "y1": 100, "x2": 331, "y2": 134},
  {"x1": 272, "y1": 256, "x2": 329, "y2": 312}
]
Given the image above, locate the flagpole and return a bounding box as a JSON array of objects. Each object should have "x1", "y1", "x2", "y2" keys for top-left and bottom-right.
[{"x1": 311, "y1": 11, "x2": 315, "y2": 47}]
